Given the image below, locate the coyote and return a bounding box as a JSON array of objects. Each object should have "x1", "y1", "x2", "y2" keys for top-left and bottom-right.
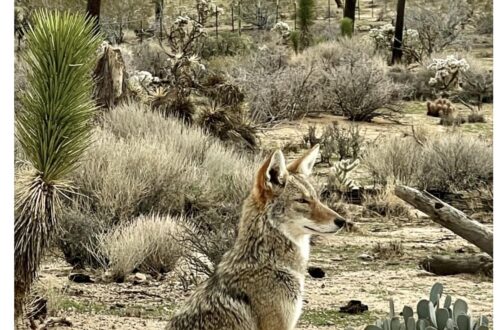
[{"x1": 167, "y1": 145, "x2": 349, "y2": 330}]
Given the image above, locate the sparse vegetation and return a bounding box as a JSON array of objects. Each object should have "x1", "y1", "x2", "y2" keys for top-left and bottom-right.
[
  {"x1": 363, "y1": 133, "x2": 492, "y2": 192},
  {"x1": 97, "y1": 214, "x2": 185, "y2": 281},
  {"x1": 13, "y1": 1, "x2": 494, "y2": 328},
  {"x1": 58, "y1": 102, "x2": 258, "y2": 270}
]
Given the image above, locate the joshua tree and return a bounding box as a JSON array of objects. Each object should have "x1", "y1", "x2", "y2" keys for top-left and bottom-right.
[
  {"x1": 297, "y1": 0, "x2": 315, "y2": 48},
  {"x1": 15, "y1": 10, "x2": 101, "y2": 322},
  {"x1": 343, "y1": 0, "x2": 356, "y2": 30},
  {"x1": 86, "y1": 0, "x2": 101, "y2": 32},
  {"x1": 391, "y1": 0, "x2": 406, "y2": 64}
]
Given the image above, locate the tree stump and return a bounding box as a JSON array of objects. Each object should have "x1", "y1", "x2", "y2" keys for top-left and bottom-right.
[{"x1": 93, "y1": 45, "x2": 127, "y2": 109}]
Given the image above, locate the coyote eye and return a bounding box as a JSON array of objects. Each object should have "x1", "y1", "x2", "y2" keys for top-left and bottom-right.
[{"x1": 295, "y1": 198, "x2": 309, "y2": 204}]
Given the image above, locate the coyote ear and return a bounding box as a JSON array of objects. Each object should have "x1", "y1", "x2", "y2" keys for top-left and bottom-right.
[
  {"x1": 253, "y1": 150, "x2": 288, "y2": 203},
  {"x1": 287, "y1": 144, "x2": 320, "y2": 176}
]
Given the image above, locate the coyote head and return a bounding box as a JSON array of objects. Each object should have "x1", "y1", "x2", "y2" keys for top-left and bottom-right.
[{"x1": 252, "y1": 145, "x2": 349, "y2": 237}]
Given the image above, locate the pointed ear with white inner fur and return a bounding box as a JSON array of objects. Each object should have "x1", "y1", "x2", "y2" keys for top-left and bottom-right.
[
  {"x1": 253, "y1": 149, "x2": 288, "y2": 202},
  {"x1": 264, "y1": 149, "x2": 288, "y2": 189},
  {"x1": 287, "y1": 144, "x2": 320, "y2": 176}
]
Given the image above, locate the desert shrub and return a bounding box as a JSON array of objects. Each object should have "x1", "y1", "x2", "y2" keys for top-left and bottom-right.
[
  {"x1": 406, "y1": 0, "x2": 472, "y2": 58},
  {"x1": 387, "y1": 64, "x2": 435, "y2": 101},
  {"x1": 439, "y1": 114, "x2": 465, "y2": 127},
  {"x1": 322, "y1": 54, "x2": 402, "y2": 121},
  {"x1": 98, "y1": 214, "x2": 184, "y2": 281},
  {"x1": 419, "y1": 134, "x2": 493, "y2": 191},
  {"x1": 320, "y1": 123, "x2": 364, "y2": 164},
  {"x1": 363, "y1": 136, "x2": 424, "y2": 186},
  {"x1": 122, "y1": 41, "x2": 170, "y2": 77},
  {"x1": 199, "y1": 32, "x2": 255, "y2": 59},
  {"x1": 291, "y1": 37, "x2": 377, "y2": 69},
  {"x1": 467, "y1": 112, "x2": 486, "y2": 123},
  {"x1": 363, "y1": 133, "x2": 493, "y2": 191},
  {"x1": 363, "y1": 186, "x2": 411, "y2": 218},
  {"x1": 460, "y1": 57, "x2": 493, "y2": 109},
  {"x1": 59, "y1": 102, "x2": 259, "y2": 268},
  {"x1": 302, "y1": 125, "x2": 321, "y2": 148},
  {"x1": 340, "y1": 18, "x2": 353, "y2": 38},
  {"x1": 310, "y1": 23, "x2": 339, "y2": 44},
  {"x1": 475, "y1": 11, "x2": 493, "y2": 35},
  {"x1": 371, "y1": 241, "x2": 404, "y2": 259},
  {"x1": 231, "y1": 48, "x2": 320, "y2": 123}
]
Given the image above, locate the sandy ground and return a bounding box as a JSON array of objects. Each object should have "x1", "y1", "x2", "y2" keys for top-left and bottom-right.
[
  {"x1": 25, "y1": 1, "x2": 494, "y2": 328},
  {"x1": 30, "y1": 101, "x2": 494, "y2": 330},
  {"x1": 33, "y1": 209, "x2": 493, "y2": 330}
]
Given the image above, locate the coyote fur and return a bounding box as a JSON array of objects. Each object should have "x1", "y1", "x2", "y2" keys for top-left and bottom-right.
[{"x1": 166, "y1": 145, "x2": 349, "y2": 330}]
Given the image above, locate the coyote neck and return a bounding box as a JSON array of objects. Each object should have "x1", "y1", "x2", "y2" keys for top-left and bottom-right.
[{"x1": 229, "y1": 197, "x2": 310, "y2": 272}]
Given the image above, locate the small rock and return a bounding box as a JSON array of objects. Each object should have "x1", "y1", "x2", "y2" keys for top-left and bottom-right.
[
  {"x1": 133, "y1": 272, "x2": 147, "y2": 285},
  {"x1": 307, "y1": 266, "x2": 326, "y2": 278},
  {"x1": 68, "y1": 273, "x2": 93, "y2": 283},
  {"x1": 339, "y1": 300, "x2": 369, "y2": 314},
  {"x1": 358, "y1": 253, "x2": 374, "y2": 261}
]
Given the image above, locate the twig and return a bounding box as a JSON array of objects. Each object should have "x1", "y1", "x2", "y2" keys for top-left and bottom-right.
[{"x1": 411, "y1": 125, "x2": 425, "y2": 147}]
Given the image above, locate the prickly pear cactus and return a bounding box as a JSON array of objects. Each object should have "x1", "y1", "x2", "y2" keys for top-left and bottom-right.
[{"x1": 362, "y1": 283, "x2": 489, "y2": 330}]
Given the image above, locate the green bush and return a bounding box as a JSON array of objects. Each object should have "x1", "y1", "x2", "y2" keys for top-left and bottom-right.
[
  {"x1": 340, "y1": 17, "x2": 353, "y2": 37},
  {"x1": 199, "y1": 32, "x2": 255, "y2": 59}
]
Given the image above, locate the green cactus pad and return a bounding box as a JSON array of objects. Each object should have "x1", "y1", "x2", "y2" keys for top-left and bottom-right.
[
  {"x1": 436, "y1": 308, "x2": 450, "y2": 330},
  {"x1": 457, "y1": 314, "x2": 470, "y2": 330},
  {"x1": 429, "y1": 283, "x2": 444, "y2": 306},
  {"x1": 417, "y1": 300, "x2": 431, "y2": 320}
]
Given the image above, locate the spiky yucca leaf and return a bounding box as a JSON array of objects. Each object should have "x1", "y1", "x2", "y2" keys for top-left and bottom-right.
[{"x1": 15, "y1": 10, "x2": 101, "y2": 319}]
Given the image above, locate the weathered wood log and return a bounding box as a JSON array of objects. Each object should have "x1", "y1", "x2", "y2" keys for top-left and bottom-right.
[
  {"x1": 93, "y1": 46, "x2": 127, "y2": 109},
  {"x1": 420, "y1": 254, "x2": 493, "y2": 277},
  {"x1": 395, "y1": 185, "x2": 493, "y2": 256}
]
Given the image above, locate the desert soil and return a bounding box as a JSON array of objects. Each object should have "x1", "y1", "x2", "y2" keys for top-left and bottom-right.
[{"x1": 34, "y1": 103, "x2": 494, "y2": 330}]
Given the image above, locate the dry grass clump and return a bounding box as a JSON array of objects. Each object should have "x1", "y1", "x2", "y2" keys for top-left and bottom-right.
[
  {"x1": 121, "y1": 41, "x2": 170, "y2": 77},
  {"x1": 363, "y1": 136, "x2": 424, "y2": 187},
  {"x1": 363, "y1": 133, "x2": 493, "y2": 192},
  {"x1": 372, "y1": 241, "x2": 404, "y2": 259},
  {"x1": 363, "y1": 186, "x2": 412, "y2": 219},
  {"x1": 419, "y1": 133, "x2": 492, "y2": 191},
  {"x1": 467, "y1": 112, "x2": 486, "y2": 123},
  {"x1": 59, "y1": 102, "x2": 259, "y2": 268},
  {"x1": 98, "y1": 214, "x2": 184, "y2": 281}
]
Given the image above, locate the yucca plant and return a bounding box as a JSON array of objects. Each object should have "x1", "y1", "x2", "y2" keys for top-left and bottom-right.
[{"x1": 14, "y1": 10, "x2": 101, "y2": 321}]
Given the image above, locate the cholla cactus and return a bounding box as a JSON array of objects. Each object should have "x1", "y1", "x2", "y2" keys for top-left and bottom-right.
[
  {"x1": 368, "y1": 24, "x2": 419, "y2": 52},
  {"x1": 196, "y1": 0, "x2": 223, "y2": 26},
  {"x1": 327, "y1": 159, "x2": 359, "y2": 193},
  {"x1": 427, "y1": 55, "x2": 470, "y2": 91},
  {"x1": 273, "y1": 21, "x2": 291, "y2": 38}
]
